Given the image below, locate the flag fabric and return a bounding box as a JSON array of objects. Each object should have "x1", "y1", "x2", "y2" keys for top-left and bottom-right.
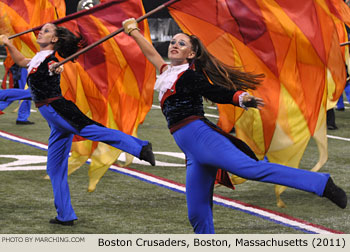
[
  {"x1": 0, "y1": 0, "x2": 65, "y2": 88},
  {"x1": 1, "y1": 0, "x2": 156, "y2": 192},
  {"x1": 0, "y1": 0, "x2": 65, "y2": 59},
  {"x1": 168, "y1": 0, "x2": 350, "y2": 207},
  {"x1": 1, "y1": 57, "x2": 15, "y2": 89},
  {"x1": 58, "y1": 0, "x2": 155, "y2": 192}
]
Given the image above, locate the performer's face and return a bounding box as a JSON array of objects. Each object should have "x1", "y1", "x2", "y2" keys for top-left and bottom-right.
[
  {"x1": 168, "y1": 33, "x2": 195, "y2": 66},
  {"x1": 37, "y1": 23, "x2": 58, "y2": 49}
]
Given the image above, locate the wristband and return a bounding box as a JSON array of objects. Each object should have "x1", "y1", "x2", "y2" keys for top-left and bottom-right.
[{"x1": 128, "y1": 27, "x2": 140, "y2": 36}]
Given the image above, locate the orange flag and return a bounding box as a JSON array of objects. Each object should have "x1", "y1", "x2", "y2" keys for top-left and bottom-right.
[
  {"x1": 168, "y1": 0, "x2": 350, "y2": 207},
  {"x1": 58, "y1": 0, "x2": 156, "y2": 192},
  {"x1": 0, "y1": 0, "x2": 65, "y2": 58},
  {"x1": 1, "y1": 0, "x2": 155, "y2": 192},
  {"x1": 0, "y1": 0, "x2": 65, "y2": 87}
]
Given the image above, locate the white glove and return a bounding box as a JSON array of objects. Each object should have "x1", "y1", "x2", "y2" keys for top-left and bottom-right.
[
  {"x1": 0, "y1": 35, "x2": 9, "y2": 46},
  {"x1": 122, "y1": 18, "x2": 140, "y2": 35}
]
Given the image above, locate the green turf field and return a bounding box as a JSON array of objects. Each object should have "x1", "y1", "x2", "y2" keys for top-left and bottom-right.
[{"x1": 0, "y1": 62, "x2": 349, "y2": 234}]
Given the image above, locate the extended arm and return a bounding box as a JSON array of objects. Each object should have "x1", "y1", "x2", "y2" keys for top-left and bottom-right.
[
  {"x1": 0, "y1": 35, "x2": 31, "y2": 68},
  {"x1": 123, "y1": 18, "x2": 167, "y2": 73},
  {"x1": 185, "y1": 70, "x2": 264, "y2": 109}
]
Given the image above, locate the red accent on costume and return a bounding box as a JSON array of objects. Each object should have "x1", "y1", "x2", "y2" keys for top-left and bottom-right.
[
  {"x1": 160, "y1": 71, "x2": 186, "y2": 108},
  {"x1": 35, "y1": 96, "x2": 63, "y2": 108},
  {"x1": 233, "y1": 90, "x2": 245, "y2": 105},
  {"x1": 169, "y1": 115, "x2": 204, "y2": 134},
  {"x1": 160, "y1": 63, "x2": 168, "y2": 74},
  {"x1": 215, "y1": 169, "x2": 235, "y2": 189},
  {"x1": 47, "y1": 60, "x2": 56, "y2": 70},
  {"x1": 29, "y1": 68, "x2": 38, "y2": 74}
]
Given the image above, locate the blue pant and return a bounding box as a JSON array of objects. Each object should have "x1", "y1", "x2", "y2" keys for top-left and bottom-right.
[
  {"x1": 0, "y1": 89, "x2": 32, "y2": 121},
  {"x1": 0, "y1": 68, "x2": 32, "y2": 121},
  {"x1": 173, "y1": 120, "x2": 330, "y2": 234},
  {"x1": 0, "y1": 89, "x2": 32, "y2": 103},
  {"x1": 16, "y1": 68, "x2": 31, "y2": 122},
  {"x1": 39, "y1": 104, "x2": 149, "y2": 222},
  {"x1": 336, "y1": 82, "x2": 350, "y2": 109}
]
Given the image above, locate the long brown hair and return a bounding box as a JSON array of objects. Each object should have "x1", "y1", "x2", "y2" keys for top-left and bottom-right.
[
  {"x1": 186, "y1": 34, "x2": 264, "y2": 91},
  {"x1": 52, "y1": 24, "x2": 84, "y2": 61}
]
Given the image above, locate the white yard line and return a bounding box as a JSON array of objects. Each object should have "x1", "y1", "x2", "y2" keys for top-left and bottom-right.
[{"x1": 0, "y1": 130, "x2": 345, "y2": 234}]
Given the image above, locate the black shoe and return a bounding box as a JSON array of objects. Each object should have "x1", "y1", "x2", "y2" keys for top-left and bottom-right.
[
  {"x1": 49, "y1": 217, "x2": 74, "y2": 226},
  {"x1": 139, "y1": 143, "x2": 155, "y2": 166},
  {"x1": 323, "y1": 177, "x2": 347, "y2": 209},
  {"x1": 16, "y1": 120, "x2": 35, "y2": 125},
  {"x1": 327, "y1": 125, "x2": 338, "y2": 130}
]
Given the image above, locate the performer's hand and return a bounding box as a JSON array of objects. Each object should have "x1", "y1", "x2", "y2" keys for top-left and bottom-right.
[
  {"x1": 0, "y1": 35, "x2": 10, "y2": 46},
  {"x1": 242, "y1": 94, "x2": 265, "y2": 109},
  {"x1": 122, "y1": 18, "x2": 140, "y2": 35},
  {"x1": 49, "y1": 63, "x2": 64, "y2": 74}
]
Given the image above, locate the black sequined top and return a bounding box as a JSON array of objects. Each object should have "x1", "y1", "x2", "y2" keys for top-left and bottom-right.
[
  {"x1": 27, "y1": 53, "x2": 102, "y2": 131},
  {"x1": 161, "y1": 69, "x2": 237, "y2": 129},
  {"x1": 27, "y1": 54, "x2": 62, "y2": 102}
]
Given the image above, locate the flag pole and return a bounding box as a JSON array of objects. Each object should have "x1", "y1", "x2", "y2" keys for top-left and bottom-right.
[
  {"x1": 340, "y1": 41, "x2": 350, "y2": 46},
  {"x1": 8, "y1": 0, "x2": 127, "y2": 39},
  {"x1": 54, "y1": 0, "x2": 180, "y2": 67}
]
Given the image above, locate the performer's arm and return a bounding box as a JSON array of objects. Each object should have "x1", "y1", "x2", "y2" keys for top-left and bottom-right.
[
  {"x1": 0, "y1": 35, "x2": 31, "y2": 68},
  {"x1": 185, "y1": 70, "x2": 264, "y2": 109},
  {"x1": 123, "y1": 18, "x2": 167, "y2": 73}
]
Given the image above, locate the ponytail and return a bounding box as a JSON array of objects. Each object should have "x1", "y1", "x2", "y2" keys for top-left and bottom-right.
[
  {"x1": 186, "y1": 34, "x2": 264, "y2": 91},
  {"x1": 53, "y1": 25, "x2": 84, "y2": 61}
]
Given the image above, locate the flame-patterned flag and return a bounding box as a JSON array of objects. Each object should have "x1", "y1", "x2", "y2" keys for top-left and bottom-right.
[
  {"x1": 59, "y1": 0, "x2": 155, "y2": 192},
  {"x1": 0, "y1": 0, "x2": 65, "y2": 58},
  {"x1": 1, "y1": 0, "x2": 156, "y2": 192},
  {"x1": 0, "y1": 0, "x2": 65, "y2": 88},
  {"x1": 168, "y1": 0, "x2": 350, "y2": 207}
]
